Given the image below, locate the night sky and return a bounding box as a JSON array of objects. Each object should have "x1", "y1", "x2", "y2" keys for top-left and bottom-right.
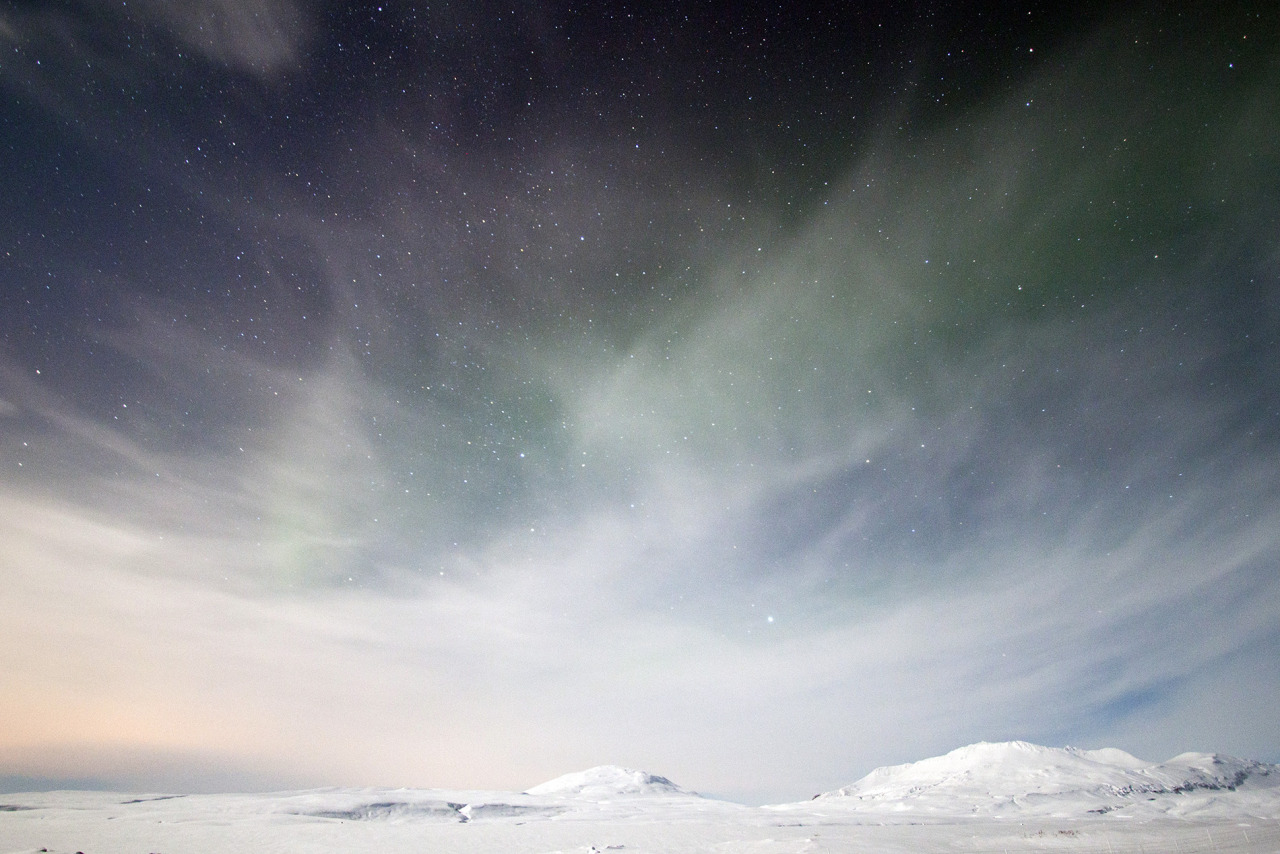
[{"x1": 2, "y1": 1, "x2": 1278, "y2": 805}]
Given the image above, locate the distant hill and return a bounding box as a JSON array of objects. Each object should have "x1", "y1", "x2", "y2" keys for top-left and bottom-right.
[{"x1": 525, "y1": 765, "x2": 693, "y2": 798}]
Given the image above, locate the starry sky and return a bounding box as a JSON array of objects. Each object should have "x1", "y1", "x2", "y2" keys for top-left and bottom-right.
[{"x1": 1, "y1": 1, "x2": 1278, "y2": 805}]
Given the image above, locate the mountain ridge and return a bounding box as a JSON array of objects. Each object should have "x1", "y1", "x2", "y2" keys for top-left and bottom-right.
[{"x1": 800, "y1": 740, "x2": 1279, "y2": 819}]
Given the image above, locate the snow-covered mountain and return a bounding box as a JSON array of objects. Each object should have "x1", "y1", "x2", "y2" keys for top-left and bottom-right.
[
  {"x1": 525, "y1": 764, "x2": 693, "y2": 798},
  {"x1": 798, "y1": 741, "x2": 1280, "y2": 819}
]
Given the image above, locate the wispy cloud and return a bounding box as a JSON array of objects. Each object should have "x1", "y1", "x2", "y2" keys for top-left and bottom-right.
[
  {"x1": 1, "y1": 4, "x2": 1278, "y2": 805},
  {"x1": 124, "y1": 0, "x2": 313, "y2": 78}
]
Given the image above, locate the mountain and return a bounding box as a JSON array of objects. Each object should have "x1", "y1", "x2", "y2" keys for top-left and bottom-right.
[
  {"x1": 802, "y1": 741, "x2": 1280, "y2": 819},
  {"x1": 525, "y1": 765, "x2": 693, "y2": 798}
]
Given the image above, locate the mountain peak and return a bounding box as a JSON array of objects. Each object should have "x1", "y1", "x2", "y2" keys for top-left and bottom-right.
[{"x1": 525, "y1": 765, "x2": 690, "y2": 798}]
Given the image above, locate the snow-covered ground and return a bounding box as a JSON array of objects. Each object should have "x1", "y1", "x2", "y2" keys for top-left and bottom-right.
[{"x1": 3, "y1": 745, "x2": 1278, "y2": 853}]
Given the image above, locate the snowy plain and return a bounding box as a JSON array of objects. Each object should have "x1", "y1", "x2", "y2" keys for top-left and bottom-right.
[{"x1": 2, "y1": 743, "x2": 1278, "y2": 854}]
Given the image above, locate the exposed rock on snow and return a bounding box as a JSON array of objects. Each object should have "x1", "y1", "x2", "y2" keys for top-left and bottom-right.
[{"x1": 305, "y1": 800, "x2": 470, "y2": 822}]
